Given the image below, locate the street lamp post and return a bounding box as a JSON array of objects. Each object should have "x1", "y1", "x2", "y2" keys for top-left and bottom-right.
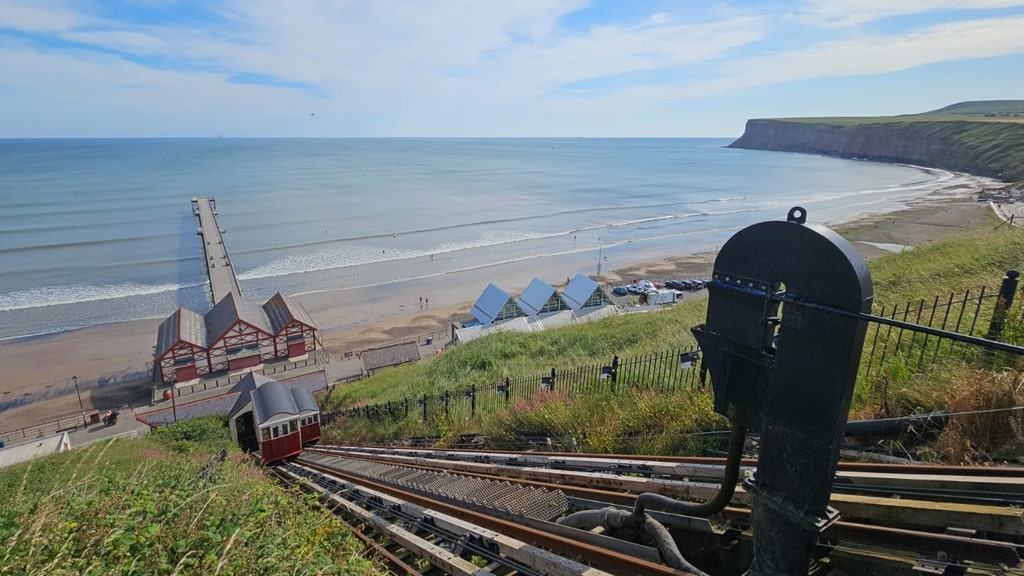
[{"x1": 72, "y1": 375, "x2": 87, "y2": 427}]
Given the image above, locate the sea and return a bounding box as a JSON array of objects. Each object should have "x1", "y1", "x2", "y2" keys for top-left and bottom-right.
[{"x1": 0, "y1": 138, "x2": 975, "y2": 341}]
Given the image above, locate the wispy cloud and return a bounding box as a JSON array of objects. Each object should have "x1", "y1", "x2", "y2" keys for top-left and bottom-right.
[
  {"x1": 1, "y1": 0, "x2": 1023, "y2": 136},
  {"x1": 795, "y1": 0, "x2": 1024, "y2": 26}
]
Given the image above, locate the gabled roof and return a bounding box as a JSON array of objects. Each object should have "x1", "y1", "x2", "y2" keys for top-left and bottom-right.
[
  {"x1": 454, "y1": 316, "x2": 533, "y2": 343},
  {"x1": 155, "y1": 307, "x2": 208, "y2": 358},
  {"x1": 252, "y1": 380, "x2": 299, "y2": 428},
  {"x1": 529, "y1": 309, "x2": 575, "y2": 331},
  {"x1": 205, "y1": 292, "x2": 273, "y2": 345},
  {"x1": 226, "y1": 373, "x2": 278, "y2": 419},
  {"x1": 516, "y1": 278, "x2": 567, "y2": 317},
  {"x1": 290, "y1": 386, "x2": 318, "y2": 416},
  {"x1": 561, "y1": 273, "x2": 608, "y2": 310},
  {"x1": 262, "y1": 292, "x2": 316, "y2": 334},
  {"x1": 361, "y1": 342, "x2": 421, "y2": 372},
  {"x1": 471, "y1": 283, "x2": 525, "y2": 325}
]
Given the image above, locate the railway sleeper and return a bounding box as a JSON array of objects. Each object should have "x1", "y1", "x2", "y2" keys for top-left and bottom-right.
[{"x1": 285, "y1": 462, "x2": 618, "y2": 576}]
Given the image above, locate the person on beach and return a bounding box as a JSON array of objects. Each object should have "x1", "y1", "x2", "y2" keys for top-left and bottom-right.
[{"x1": 425, "y1": 298, "x2": 429, "y2": 308}]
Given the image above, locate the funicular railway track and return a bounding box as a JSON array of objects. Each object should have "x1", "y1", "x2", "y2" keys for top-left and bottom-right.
[
  {"x1": 287, "y1": 445, "x2": 1024, "y2": 575},
  {"x1": 276, "y1": 457, "x2": 687, "y2": 576}
]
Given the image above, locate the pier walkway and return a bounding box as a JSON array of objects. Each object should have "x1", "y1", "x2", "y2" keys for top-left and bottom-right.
[{"x1": 192, "y1": 197, "x2": 241, "y2": 305}]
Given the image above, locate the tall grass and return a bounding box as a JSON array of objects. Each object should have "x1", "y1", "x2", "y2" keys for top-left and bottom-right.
[{"x1": 0, "y1": 416, "x2": 380, "y2": 576}]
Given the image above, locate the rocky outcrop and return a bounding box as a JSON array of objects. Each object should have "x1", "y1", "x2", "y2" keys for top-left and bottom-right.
[{"x1": 729, "y1": 119, "x2": 1024, "y2": 182}]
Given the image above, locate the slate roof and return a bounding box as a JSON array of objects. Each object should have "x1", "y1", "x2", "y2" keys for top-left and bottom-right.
[
  {"x1": 454, "y1": 316, "x2": 532, "y2": 343},
  {"x1": 155, "y1": 293, "x2": 318, "y2": 364},
  {"x1": 529, "y1": 309, "x2": 576, "y2": 331},
  {"x1": 516, "y1": 278, "x2": 567, "y2": 316},
  {"x1": 252, "y1": 380, "x2": 299, "y2": 428},
  {"x1": 561, "y1": 273, "x2": 607, "y2": 310},
  {"x1": 226, "y1": 373, "x2": 278, "y2": 419},
  {"x1": 205, "y1": 292, "x2": 273, "y2": 345},
  {"x1": 361, "y1": 342, "x2": 421, "y2": 372},
  {"x1": 471, "y1": 283, "x2": 524, "y2": 325},
  {"x1": 136, "y1": 372, "x2": 328, "y2": 428},
  {"x1": 263, "y1": 292, "x2": 316, "y2": 334},
  {"x1": 155, "y1": 307, "x2": 208, "y2": 358}
]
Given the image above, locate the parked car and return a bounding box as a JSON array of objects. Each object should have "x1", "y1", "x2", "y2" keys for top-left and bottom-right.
[
  {"x1": 626, "y1": 284, "x2": 641, "y2": 294},
  {"x1": 612, "y1": 286, "x2": 628, "y2": 296},
  {"x1": 637, "y1": 279, "x2": 656, "y2": 292}
]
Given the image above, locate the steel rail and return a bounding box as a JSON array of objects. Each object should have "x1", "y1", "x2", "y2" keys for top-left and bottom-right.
[
  {"x1": 326, "y1": 444, "x2": 1024, "y2": 477},
  {"x1": 268, "y1": 466, "x2": 423, "y2": 576},
  {"x1": 311, "y1": 440, "x2": 1024, "y2": 512},
  {"x1": 296, "y1": 455, "x2": 698, "y2": 576},
  {"x1": 306, "y1": 448, "x2": 1023, "y2": 567},
  {"x1": 280, "y1": 463, "x2": 548, "y2": 576}
]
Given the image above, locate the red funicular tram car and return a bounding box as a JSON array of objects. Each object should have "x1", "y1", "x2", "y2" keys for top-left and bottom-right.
[{"x1": 252, "y1": 380, "x2": 304, "y2": 464}]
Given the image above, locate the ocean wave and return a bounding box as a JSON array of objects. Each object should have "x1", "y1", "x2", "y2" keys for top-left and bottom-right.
[
  {"x1": 229, "y1": 201, "x2": 688, "y2": 256},
  {"x1": 237, "y1": 230, "x2": 562, "y2": 281},
  {"x1": 0, "y1": 281, "x2": 204, "y2": 311},
  {"x1": 0, "y1": 233, "x2": 175, "y2": 255}
]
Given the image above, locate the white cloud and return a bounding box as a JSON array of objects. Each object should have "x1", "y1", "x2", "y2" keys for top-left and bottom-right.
[
  {"x1": 0, "y1": 0, "x2": 87, "y2": 32},
  {"x1": 1, "y1": 0, "x2": 1024, "y2": 136},
  {"x1": 797, "y1": 0, "x2": 1024, "y2": 26}
]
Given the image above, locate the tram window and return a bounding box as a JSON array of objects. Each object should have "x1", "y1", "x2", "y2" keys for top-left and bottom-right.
[{"x1": 261, "y1": 429, "x2": 270, "y2": 441}]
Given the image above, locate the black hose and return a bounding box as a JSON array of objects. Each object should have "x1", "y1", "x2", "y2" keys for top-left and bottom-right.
[
  {"x1": 557, "y1": 507, "x2": 709, "y2": 576},
  {"x1": 557, "y1": 423, "x2": 746, "y2": 574},
  {"x1": 634, "y1": 422, "x2": 747, "y2": 519}
]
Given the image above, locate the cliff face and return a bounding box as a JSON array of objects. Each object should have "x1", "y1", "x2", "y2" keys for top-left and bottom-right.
[{"x1": 729, "y1": 119, "x2": 1024, "y2": 182}]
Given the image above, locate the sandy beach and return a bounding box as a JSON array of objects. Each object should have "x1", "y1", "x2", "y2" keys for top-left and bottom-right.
[{"x1": 0, "y1": 190, "x2": 999, "y2": 433}]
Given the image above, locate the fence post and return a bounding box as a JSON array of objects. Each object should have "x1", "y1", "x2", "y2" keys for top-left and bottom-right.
[
  {"x1": 471, "y1": 384, "x2": 476, "y2": 417},
  {"x1": 986, "y1": 270, "x2": 1020, "y2": 342},
  {"x1": 422, "y1": 394, "x2": 428, "y2": 422}
]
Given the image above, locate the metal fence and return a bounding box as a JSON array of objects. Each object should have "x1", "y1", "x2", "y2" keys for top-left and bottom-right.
[
  {"x1": 859, "y1": 274, "x2": 1023, "y2": 378},
  {"x1": 345, "y1": 347, "x2": 702, "y2": 423},
  {"x1": 340, "y1": 270, "x2": 1024, "y2": 428}
]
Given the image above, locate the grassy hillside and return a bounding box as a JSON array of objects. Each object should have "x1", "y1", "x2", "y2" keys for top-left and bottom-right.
[
  {"x1": 326, "y1": 208, "x2": 1024, "y2": 459},
  {"x1": 0, "y1": 417, "x2": 380, "y2": 576},
  {"x1": 778, "y1": 99, "x2": 1024, "y2": 125},
  {"x1": 929, "y1": 100, "x2": 1024, "y2": 117}
]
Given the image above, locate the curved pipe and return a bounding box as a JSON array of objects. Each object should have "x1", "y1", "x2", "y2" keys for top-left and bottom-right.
[
  {"x1": 557, "y1": 423, "x2": 745, "y2": 574},
  {"x1": 634, "y1": 422, "x2": 747, "y2": 519},
  {"x1": 557, "y1": 508, "x2": 709, "y2": 576}
]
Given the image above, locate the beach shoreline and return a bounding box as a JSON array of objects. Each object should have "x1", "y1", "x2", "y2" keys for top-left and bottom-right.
[{"x1": 0, "y1": 177, "x2": 998, "y2": 432}]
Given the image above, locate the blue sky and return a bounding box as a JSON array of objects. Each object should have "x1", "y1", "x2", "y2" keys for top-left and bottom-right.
[{"x1": 2, "y1": 0, "x2": 1024, "y2": 137}]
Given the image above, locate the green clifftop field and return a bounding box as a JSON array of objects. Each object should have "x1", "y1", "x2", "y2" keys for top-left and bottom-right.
[{"x1": 729, "y1": 100, "x2": 1024, "y2": 181}]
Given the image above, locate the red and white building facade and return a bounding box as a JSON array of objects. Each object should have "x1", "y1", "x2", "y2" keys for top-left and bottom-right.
[{"x1": 154, "y1": 292, "x2": 318, "y2": 385}]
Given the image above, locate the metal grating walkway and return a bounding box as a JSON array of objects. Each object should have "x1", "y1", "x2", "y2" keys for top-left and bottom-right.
[{"x1": 302, "y1": 453, "x2": 569, "y2": 521}]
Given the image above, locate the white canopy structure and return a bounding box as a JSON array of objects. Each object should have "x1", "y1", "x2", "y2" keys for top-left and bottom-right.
[
  {"x1": 561, "y1": 273, "x2": 611, "y2": 310},
  {"x1": 470, "y1": 283, "x2": 526, "y2": 325},
  {"x1": 516, "y1": 278, "x2": 569, "y2": 316}
]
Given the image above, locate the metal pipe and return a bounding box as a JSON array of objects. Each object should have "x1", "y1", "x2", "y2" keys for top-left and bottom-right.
[{"x1": 634, "y1": 422, "x2": 746, "y2": 518}]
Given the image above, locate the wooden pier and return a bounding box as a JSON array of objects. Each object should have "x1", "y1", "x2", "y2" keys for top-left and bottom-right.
[{"x1": 192, "y1": 197, "x2": 241, "y2": 305}]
